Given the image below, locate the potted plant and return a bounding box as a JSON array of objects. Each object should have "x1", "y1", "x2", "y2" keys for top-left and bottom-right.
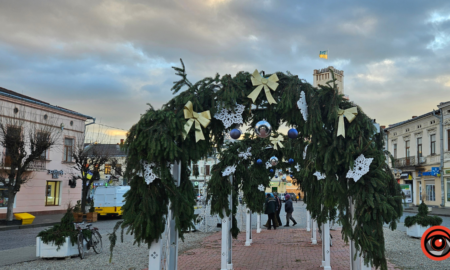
[
  {"x1": 404, "y1": 202, "x2": 442, "y2": 238},
  {"x1": 73, "y1": 200, "x2": 84, "y2": 223},
  {"x1": 36, "y1": 205, "x2": 87, "y2": 258},
  {"x1": 86, "y1": 200, "x2": 98, "y2": 223}
]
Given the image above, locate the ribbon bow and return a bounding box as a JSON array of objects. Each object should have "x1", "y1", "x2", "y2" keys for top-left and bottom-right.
[
  {"x1": 337, "y1": 107, "x2": 358, "y2": 138},
  {"x1": 183, "y1": 101, "x2": 211, "y2": 142},
  {"x1": 248, "y1": 69, "x2": 279, "y2": 104},
  {"x1": 270, "y1": 135, "x2": 284, "y2": 150}
]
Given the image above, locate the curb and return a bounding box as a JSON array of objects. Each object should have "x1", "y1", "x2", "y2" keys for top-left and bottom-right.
[
  {"x1": 0, "y1": 222, "x2": 59, "y2": 231},
  {"x1": 403, "y1": 210, "x2": 450, "y2": 217}
]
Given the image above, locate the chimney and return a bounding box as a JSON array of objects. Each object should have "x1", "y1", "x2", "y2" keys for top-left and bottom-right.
[{"x1": 412, "y1": 116, "x2": 417, "y2": 119}]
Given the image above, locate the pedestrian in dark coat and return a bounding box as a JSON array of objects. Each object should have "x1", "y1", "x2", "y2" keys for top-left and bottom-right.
[
  {"x1": 264, "y1": 193, "x2": 277, "y2": 230},
  {"x1": 274, "y1": 194, "x2": 282, "y2": 226},
  {"x1": 284, "y1": 194, "x2": 297, "y2": 226}
]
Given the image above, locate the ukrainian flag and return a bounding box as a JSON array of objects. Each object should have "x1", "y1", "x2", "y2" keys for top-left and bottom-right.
[{"x1": 319, "y1": 50, "x2": 328, "y2": 59}]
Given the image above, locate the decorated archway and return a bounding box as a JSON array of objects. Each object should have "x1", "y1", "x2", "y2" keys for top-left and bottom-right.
[{"x1": 111, "y1": 60, "x2": 403, "y2": 270}]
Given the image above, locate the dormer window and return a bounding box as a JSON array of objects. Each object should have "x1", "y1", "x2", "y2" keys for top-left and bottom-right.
[{"x1": 405, "y1": 128, "x2": 410, "y2": 132}]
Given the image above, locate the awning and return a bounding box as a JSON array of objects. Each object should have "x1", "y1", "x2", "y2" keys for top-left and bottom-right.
[{"x1": 400, "y1": 173, "x2": 413, "y2": 180}]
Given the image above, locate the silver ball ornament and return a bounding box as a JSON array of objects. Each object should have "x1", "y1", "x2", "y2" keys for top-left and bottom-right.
[
  {"x1": 269, "y1": 156, "x2": 278, "y2": 166},
  {"x1": 255, "y1": 120, "x2": 272, "y2": 138},
  {"x1": 281, "y1": 176, "x2": 286, "y2": 181}
]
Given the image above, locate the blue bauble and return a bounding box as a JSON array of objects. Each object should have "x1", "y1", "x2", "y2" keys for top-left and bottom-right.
[
  {"x1": 290, "y1": 174, "x2": 293, "y2": 178},
  {"x1": 288, "y1": 128, "x2": 298, "y2": 139},
  {"x1": 230, "y1": 129, "x2": 241, "y2": 139},
  {"x1": 256, "y1": 159, "x2": 262, "y2": 164},
  {"x1": 269, "y1": 169, "x2": 274, "y2": 173},
  {"x1": 288, "y1": 158, "x2": 294, "y2": 164},
  {"x1": 275, "y1": 175, "x2": 278, "y2": 178}
]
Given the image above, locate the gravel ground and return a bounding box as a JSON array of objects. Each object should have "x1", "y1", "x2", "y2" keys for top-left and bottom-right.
[
  {"x1": 384, "y1": 227, "x2": 450, "y2": 270},
  {"x1": 0, "y1": 231, "x2": 214, "y2": 270}
]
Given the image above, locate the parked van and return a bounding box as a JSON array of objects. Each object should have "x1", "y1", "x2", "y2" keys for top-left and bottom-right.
[{"x1": 93, "y1": 186, "x2": 130, "y2": 217}]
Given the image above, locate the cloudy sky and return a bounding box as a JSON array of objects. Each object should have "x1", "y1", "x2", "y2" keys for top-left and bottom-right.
[{"x1": 0, "y1": 0, "x2": 449, "y2": 139}]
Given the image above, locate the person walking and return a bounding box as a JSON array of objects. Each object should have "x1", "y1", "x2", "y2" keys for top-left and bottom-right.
[
  {"x1": 264, "y1": 193, "x2": 277, "y2": 230},
  {"x1": 274, "y1": 193, "x2": 282, "y2": 226},
  {"x1": 284, "y1": 194, "x2": 297, "y2": 227}
]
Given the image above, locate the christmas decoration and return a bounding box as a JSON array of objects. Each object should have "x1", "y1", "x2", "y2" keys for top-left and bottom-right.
[
  {"x1": 256, "y1": 159, "x2": 262, "y2": 164},
  {"x1": 270, "y1": 135, "x2": 284, "y2": 150},
  {"x1": 222, "y1": 165, "x2": 237, "y2": 177},
  {"x1": 183, "y1": 101, "x2": 211, "y2": 142},
  {"x1": 313, "y1": 171, "x2": 326, "y2": 180},
  {"x1": 290, "y1": 174, "x2": 293, "y2": 178},
  {"x1": 287, "y1": 128, "x2": 298, "y2": 139},
  {"x1": 346, "y1": 154, "x2": 374, "y2": 182},
  {"x1": 265, "y1": 161, "x2": 272, "y2": 169},
  {"x1": 269, "y1": 156, "x2": 279, "y2": 166},
  {"x1": 254, "y1": 120, "x2": 272, "y2": 138},
  {"x1": 230, "y1": 129, "x2": 241, "y2": 140},
  {"x1": 281, "y1": 176, "x2": 286, "y2": 181},
  {"x1": 137, "y1": 160, "x2": 157, "y2": 185},
  {"x1": 297, "y1": 91, "x2": 308, "y2": 121},
  {"x1": 214, "y1": 103, "x2": 245, "y2": 128},
  {"x1": 248, "y1": 69, "x2": 279, "y2": 104},
  {"x1": 275, "y1": 175, "x2": 278, "y2": 178},
  {"x1": 238, "y1": 147, "x2": 252, "y2": 160},
  {"x1": 303, "y1": 145, "x2": 308, "y2": 159},
  {"x1": 288, "y1": 158, "x2": 294, "y2": 164},
  {"x1": 337, "y1": 107, "x2": 358, "y2": 138},
  {"x1": 269, "y1": 169, "x2": 274, "y2": 173},
  {"x1": 258, "y1": 184, "x2": 265, "y2": 192}
]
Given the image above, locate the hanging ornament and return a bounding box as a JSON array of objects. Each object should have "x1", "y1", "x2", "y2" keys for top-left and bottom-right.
[
  {"x1": 248, "y1": 69, "x2": 279, "y2": 104},
  {"x1": 278, "y1": 169, "x2": 283, "y2": 176},
  {"x1": 275, "y1": 175, "x2": 278, "y2": 178},
  {"x1": 270, "y1": 135, "x2": 284, "y2": 150},
  {"x1": 230, "y1": 129, "x2": 241, "y2": 140},
  {"x1": 214, "y1": 103, "x2": 245, "y2": 128},
  {"x1": 265, "y1": 161, "x2": 272, "y2": 169},
  {"x1": 269, "y1": 156, "x2": 279, "y2": 166},
  {"x1": 303, "y1": 145, "x2": 308, "y2": 159},
  {"x1": 313, "y1": 171, "x2": 326, "y2": 180},
  {"x1": 295, "y1": 163, "x2": 301, "y2": 172},
  {"x1": 255, "y1": 120, "x2": 272, "y2": 138},
  {"x1": 137, "y1": 160, "x2": 157, "y2": 185},
  {"x1": 288, "y1": 158, "x2": 294, "y2": 164},
  {"x1": 222, "y1": 165, "x2": 237, "y2": 177},
  {"x1": 290, "y1": 174, "x2": 293, "y2": 178},
  {"x1": 346, "y1": 154, "x2": 374, "y2": 182},
  {"x1": 287, "y1": 128, "x2": 298, "y2": 139},
  {"x1": 281, "y1": 176, "x2": 286, "y2": 181},
  {"x1": 182, "y1": 101, "x2": 211, "y2": 142},
  {"x1": 238, "y1": 147, "x2": 252, "y2": 160},
  {"x1": 269, "y1": 169, "x2": 274, "y2": 173},
  {"x1": 337, "y1": 107, "x2": 358, "y2": 138},
  {"x1": 258, "y1": 184, "x2": 265, "y2": 192},
  {"x1": 256, "y1": 159, "x2": 263, "y2": 164},
  {"x1": 297, "y1": 91, "x2": 308, "y2": 122}
]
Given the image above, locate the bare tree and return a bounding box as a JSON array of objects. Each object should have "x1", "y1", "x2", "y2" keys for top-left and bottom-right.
[{"x1": 0, "y1": 105, "x2": 60, "y2": 221}]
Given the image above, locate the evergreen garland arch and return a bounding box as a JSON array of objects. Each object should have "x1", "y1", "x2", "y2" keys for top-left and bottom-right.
[{"x1": 116, "y1": 60, "x2": 403, "y2": 270}]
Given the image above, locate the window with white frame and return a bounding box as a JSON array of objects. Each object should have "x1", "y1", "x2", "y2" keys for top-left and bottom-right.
[
  {"x1": 426, "y1": 183, "x2": 436, "y2": 201},
  {"x1": 64, "y1": 138, "x2": 74, "y2": 162},
  {"x1": 430, "y1": 134, "x2": 436, "y2": 155}
]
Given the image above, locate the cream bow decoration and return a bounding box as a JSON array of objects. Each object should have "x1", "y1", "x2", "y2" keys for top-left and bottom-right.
[
  {"x1": 183, "y1": 101, "x2": 211, "y2": 142},
  {"x1": 270, "y1": 135, "x2": 284, "y2": 150},
  {"x1": 337, "y1": 107, "x2": 358, "y2": 138},
  {"x1": 248, "y1": 69, "x2": 279, "y2": 104}
]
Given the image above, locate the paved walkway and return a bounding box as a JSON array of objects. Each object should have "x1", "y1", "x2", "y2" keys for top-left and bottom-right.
[
  {"x1": 0, "y1": 213, "x2": 64, "y2": 231},
  {"x1": 178, "y1": 228, "x2": 399, "y2": 270}
]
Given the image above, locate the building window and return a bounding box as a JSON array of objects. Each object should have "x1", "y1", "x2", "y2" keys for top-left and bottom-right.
[
  {"x1": 114, "y1": 164, "x2": 122, "y2": 175},
  {"x1": 45, "y1": 181, "x2": 61, "y2": 206},
  {"x1": 405, "y1": 140, "x2": 410, "y2": 158},
  {"x1": 393, "y1": 144, "x2": 397, "y2": 159},
  {"x1": 206, "y1": 165, "x2": 210, "y2": 176},
  {"x1": 70, "y1": 121, "x2": 74, "y2": 126},
  {"x1": 13, "y1": 108, "x2": 18, "y2": 114},
  {"x1": 447, "y1": 179, "x2": 450, "y2": 202},
  {"x1": 104, "y1": 164, "x2": 111, "y2": 175},
  {"x1": 430, "y1": 134, "x2": 436, "y2": 155},
  {"x1": 430, "y1": 120, "x2": 436, "y2": 125},
  {"x1": 417, "y1": 138, "x2": 422, "y2": 159},
  {"x1": 417, "y1": 124, "x2": 422, "y2": 129},
  {"x1": 43, "y1": 114, "x2": 48, "y2": 120},
  {"x1": 448, "y1": 130, "x2": 450, "y2": 151},
  {"x1": 406, "y1": 128, "x2": 410, "y2": 132},
  {"x1": 426, "y1": 183, "x2": 436, "y2": 201},
  {"x1": 0, "y1": 187, "x2": 9, "y2": 207},
  {"x1": 64, "y1": 138, "x2": 73, "y2": 162}
]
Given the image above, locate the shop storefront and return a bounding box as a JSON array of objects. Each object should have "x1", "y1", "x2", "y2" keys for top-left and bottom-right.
[{"x1": 417, "y1": 167, "x2": 442, "y2": 207}]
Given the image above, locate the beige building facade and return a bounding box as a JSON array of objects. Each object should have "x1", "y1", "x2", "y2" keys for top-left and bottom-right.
[{"x1": 313, "y1": 66, "x2": 344, "y2": 95}]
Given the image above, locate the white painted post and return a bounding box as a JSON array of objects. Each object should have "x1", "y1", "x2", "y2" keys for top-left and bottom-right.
[
  {"x1": 256, "y1": 213, "x2": 261, "y2": 233},
  {"x1": 148, "y1": 239, "x2": 163, "y2": 270},
  {"x1": 245, "y1": 208, "x2": 251, "y2": 246},
  {"x1": 167, "y1": 162, "x2": 181, "y2": 270},
  {"x1": 227, "y1": 175, "x2": 233, "y2": 270},
  {"x1": 306, "y1": 210, "x2": 311, "y2": 231},
  {"x1": 323, "y1": 221, "x2": 331, "y2": 270},
  {"x1": 311, "y1": 219, "x2": 317, "y2": 245},
  {"x1": 221, "y1": 211, "x2": 229, "y2": 270},
  {"x1": 349, "y1": 196, "x2": 371, "y2": 270}
]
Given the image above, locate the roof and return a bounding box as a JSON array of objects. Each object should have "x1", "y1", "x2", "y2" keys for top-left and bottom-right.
[
  {"x1": 385, "y1": 111, "x2": 434, "y2": 131},
  {"x1": 0, "y1": 86, "x2": 94, "y2": 120},
  {"x1": 84, "y1": 144, "x2": 126, "y2": 157}
]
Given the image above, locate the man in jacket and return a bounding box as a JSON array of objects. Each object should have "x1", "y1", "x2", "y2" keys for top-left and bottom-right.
[
  {"x1": 264, "y1": 193, "x2": 277, "y2": 230},
  {"x1": 274, "y1": 193, "x2": 282, "y2": 226},
  {"x1": 284, "y1": 194, "x2": 297, "y2": 227}
]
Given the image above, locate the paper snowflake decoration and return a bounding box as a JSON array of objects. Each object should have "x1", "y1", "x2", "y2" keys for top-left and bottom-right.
[
  {"x1": 214, "y1": 103, "x2": 245, "y2": 129},
  {"x1": 295, "y1": 163, "x2": 301, "y2": 172},
  {"x1": 238, "y1": 147, "x2": 252, "y2": 160},
  {"x1": 303, "y1": 145, "x2": 308, "y2": 159},
  {"x1": 346, "y1": 154, "x2": 374, "y2": 182},
  {"x1": 258, "y1": 184, "x2": 265, "y2": 192},
  {"x1": 222, "y1": 165, "x2": 237, "y2": 176},
  {"x1": 137, "y1": 160, "x2": 157, "y2": 184},
  {"x1": 265, "y1": 161, "x2": 272, "y2": 169},
  {"x1": 313, "y1": 171, "x2": 326, "y2": 180},
  {"x1": 297, "y1": 91, "x2": 308, "y2": 122}
]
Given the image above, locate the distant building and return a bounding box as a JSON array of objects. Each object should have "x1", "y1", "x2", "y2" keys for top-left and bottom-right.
[{"x1": 313, "y1": 66, "x2": 346, "y2": 97}]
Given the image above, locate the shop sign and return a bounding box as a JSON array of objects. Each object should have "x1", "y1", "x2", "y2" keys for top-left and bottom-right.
[
  {"x1": 421, "y1": 167, "x2": 440, "y2": 177},
  {"x1": 47, "y1": 170, "x2": 64, "y2": 179},
  {"x1": 400, "y1": 184, "x2": 412, "y2": 203},
  {"x1": 445, "y1": 169, "x2": 450, "y2": 175}
]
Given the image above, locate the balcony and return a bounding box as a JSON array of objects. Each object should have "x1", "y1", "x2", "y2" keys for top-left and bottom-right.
[
  {"x1": 394, "y1": 156, "x2": 416, "y2": 168},
  {"x1": 1, "y1": 157, "x2": 47, "y2": 171}
]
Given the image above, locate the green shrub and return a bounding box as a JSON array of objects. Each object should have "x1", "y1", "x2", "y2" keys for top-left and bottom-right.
[
  {"x1": 404, "y1": 202, "x2": 442, "y2": 228},
  {"x1": 89, "y1": 199, "x2": 95, "y2": 213},
  {"x1": 37, "y1": 205, "x2": 78, "y2": 250}
]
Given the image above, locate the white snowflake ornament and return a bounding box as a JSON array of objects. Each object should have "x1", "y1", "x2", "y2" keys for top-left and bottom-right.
[
  {"x1": 238, "y1": 147, "x2": 252, "y2": 160},
  {"x1": 265, "y1": 161, "x2": 272, "y2": 169},
  {"x1": 295, "y1": 163, "x2": 301, "y2": 172},
  {"x1": 258, "y1": 184, "x2": 265, "y2": 192},
  {"x1": 297, "y1": 91, "x2": 308, "y2": 122},
  {"x1": 313, "y1": 171, "x2": 326, "y2": 180},
  {"x1": 346, "y1": 154, "x2": 374, "y2": 182},
  {"x1": 138, "y1": 160, "x2": 157, "y2": 184},
  {"x1": 214, "y1": 103, "x2": 245, "y2": 129},
  {"x1": 222, "y1": 165, "x2": 237, "y2": 176}
]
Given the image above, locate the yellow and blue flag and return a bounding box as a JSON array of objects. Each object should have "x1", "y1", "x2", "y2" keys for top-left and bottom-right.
[{"x1": 319, "y1": 50, "x2": 328, "y2": 59}]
